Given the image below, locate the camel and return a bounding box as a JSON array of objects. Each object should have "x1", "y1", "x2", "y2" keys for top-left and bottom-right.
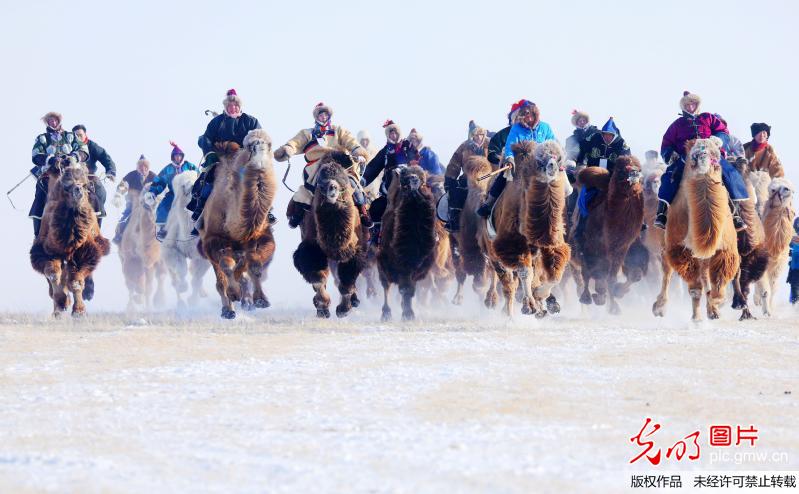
[
  {"x1": 753, "y1": 178, "x2": 795, "y2": 316},
  {"x1": 418, "y1": 175, "x2": 454, "y2": 305},
  {"x1": 378, "y1": 165, "x2": 437, "y2": 321},
  {"x1": 570, "y1": 156, "x2": 645, "y2": 314},
  {"x1": 292, "y1": 150, "x2": 368, "y2": 318},
  {"x1": 198, "y1": 129, "x2": 276, "y2": 319},
  {"x1": 118, "y1": 189, "x2": 166, "y2": 310},
  {"x1": 30, "y1": 159, "x2": 111, "y2": 317},
  {"x1": 162, "y1": 170, "x2": 210, "y2": 308},
  {"x1": 748, "y1": 169, "x2": 772, "y2": 218},
  {"x1": 640, "y1": 169, "x2": 668, "y2": 286},
  {"x1": 449, "y1": 157, "x2": 491, "y2": 307},
  {"x1": 478, "y1": 141, "x2": 571, "y2": 317},
  {"x1": 652, "y1": 138, "x2": 740, "y2": 321}
]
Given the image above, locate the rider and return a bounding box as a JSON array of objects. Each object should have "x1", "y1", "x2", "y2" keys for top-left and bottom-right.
[
  {"x1": 188, "y1": 89, "x2": 266, "y2": 237},
  {"x1": 407, "y1": 128, "x2": 444, "y2": 176},
  {"x1": 146, "y1": 142, "x2": 198, "y2": 241},
  {"x1": 273, "y1": 102, "x2": 370, "y2": 229},
  {"x1": 654, "y1": 91, "x2": 749, "y2": 230},
  {"x1": 444, "y1": 124, "x2": 489, "y2": 231},
  {"x1": 487, "y1": 102, "x2": 520, "y2": 168},
  {"x1": 112, "y1": 154, "x2": 156, "y2": 244},
  {"x1": 572, "y1": 117, "x2": 632, "y2": 249},
  {"x1": 361, "y1": 120, "x2": 415, "y2": 245},
  {"x1": 72, "y1": 124, "x2": 116, "y2": 225},
  {"x1": 477, "y1": 100, "x2": 556, "y2": 217},
  {"x1": 565, "y1": 109, "x2": 599, "y2": 162},
  {"x1": 788, "y1": 217, "x2": 799, "y2": 305},
  {"x1": 744, "y1": 122, "x2": 784, "y2": 178},
  {"x1": 357, "y1": 130, "x2": 379, "y2": 161},
  {"x1": 30, "y1": 112, "x2": 89, "y2": 236}
]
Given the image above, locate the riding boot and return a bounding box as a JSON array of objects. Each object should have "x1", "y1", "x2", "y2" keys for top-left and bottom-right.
[
  {"x1": 156, "y1": 224, "x2": 167, "y2": 242},
  {"x1": 32, "y1": 218, "x2": 41, "y2": 237},
  {"x1": 729, "y1": 199, "x2": 747, "y2": 231},
  {"x1": 790, "y1": 277, "x2": 799, "y2": 305},
  {"x1": 369, "y1": 222, "x2": 382, "y2": 248},
  {"x1": 477, "y1": 195, "x2": 497, "y2": 218},
  {"x1": 654, "y1": 201, "x2": 669, "y2": 230},
  {"x1": 287, "y1": 199, "x2": 307, "y2": 229},
  {"x1": 446, "y1": 207, "x2": 461, "y2": 232}
]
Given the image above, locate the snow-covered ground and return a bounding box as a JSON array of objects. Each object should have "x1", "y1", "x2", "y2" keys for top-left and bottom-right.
[{"x1": 0, "y1": 296, "x2": 797, "y2": 493}]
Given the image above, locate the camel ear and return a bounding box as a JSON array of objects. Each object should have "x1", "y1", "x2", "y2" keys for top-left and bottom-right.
[
  {"x1": 709, "y1": 136, "x2": 723, "y2": 149},
  {"x1": 578, "y1": 167, "x2": 611, "y2": 191}
]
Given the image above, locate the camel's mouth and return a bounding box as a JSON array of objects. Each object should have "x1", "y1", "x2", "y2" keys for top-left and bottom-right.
[
  {"x1": 321, "y1": 182, "x2": 342, "y2": 203},
  {"x1": 537, "y1": 158, "x2": 562, "y2": 183},
  {"x1": 402, "y1": 174, "x2": 422, "y2": 192},
  {"x1": 626, "y1": 168, "x2": 643, "y2": 185},
  {"x1": 769, "y1": 185, "x2": 794, "y2": 205}
]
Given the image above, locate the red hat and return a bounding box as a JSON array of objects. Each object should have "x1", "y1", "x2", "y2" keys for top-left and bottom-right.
[
  {"x1": 169, "y1": 140, "x2": 184, "y2": 158},
  {"x1": 224, "y1": 88, "x2": 242, "y2": 107}
]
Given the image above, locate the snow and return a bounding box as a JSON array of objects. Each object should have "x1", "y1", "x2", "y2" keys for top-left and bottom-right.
[{"x1": 0, "y1": 302, "x2": 797, "y2": 493}]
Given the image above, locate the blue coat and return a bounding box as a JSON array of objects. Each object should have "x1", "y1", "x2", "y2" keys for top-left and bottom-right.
[
  {"x1": 503, "y1": 122, "x2": 556, "y2": 161},
  {"x1": 417, "y1": 147, "x2": 443, "y2": 175},
  {"x1": 149, "y1": 161, "x2": 198, "y2": 223},
  {"x1": 790, "y1": 241, "x2": 799, "y2": 271}
]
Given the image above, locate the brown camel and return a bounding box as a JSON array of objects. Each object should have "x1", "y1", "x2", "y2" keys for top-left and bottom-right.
[
  {"x1": 569, "y1": 156, "x2": 645, "y2": 314},
  {"x1": 30, "y1": 160, "x2": 110, "y2": 317},
  {"x1": 118, "y1": 189, "x2": 166, "y2": 310},
  {"x1": 198, "y1": 129, "x2": 276, "y2": 319},
  {"x1": 450, "y1": 156, "x2": 491, "y2": 306},
  {"x1": 418, "y1": 175, "x2": 454, "y2": 305},
  {"x1": 640, "y1": 169, "x2": 668, "y2": 287},
  {"x1": 293, "y1": 150, "x2": 368, "y2": 318},
  {"x1": 652, "y1": 138, "x2": 740, "y2": 321},
  {"x1": 478, "y1": 141, "x2": 571, "y2": 317},
  {"x1": 378, "y1": 165, "x2": 437, "y2": 321}
]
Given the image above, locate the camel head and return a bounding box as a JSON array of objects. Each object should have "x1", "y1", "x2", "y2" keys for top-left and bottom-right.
[
  {"x1": 611, "y1": 155, "x2": 643, "y2": 191},
  {"x1": 243, "y1": 129, "x2": 272, "y2": 169},
  {"x1": 644, "y1": 169, "x2": 663, "y2": 197},
  {"x1": 397, "y1": 165, "x2": 428, "y2": 200},
  {"x1": 685, "y1": 137, "x2": 723, "y2": 178},
  {"x1": 316, "y1": 151, "x2": 355, "y2": 205},
  {"x1": 426, "y1": 175, "x2": 445, "y2": 201},
  {"x1": 766, "y1": 177, "x2": 794, "y2": 210},
  {"x1": 532, "y1": 141, "x2": 567, "y2": 184},
  {"x1": 59, "y1": 163, "x2": 89, "y2": 209},
  {"x1": 172, "y1": 170, "x2": 199, "y2": 207}
]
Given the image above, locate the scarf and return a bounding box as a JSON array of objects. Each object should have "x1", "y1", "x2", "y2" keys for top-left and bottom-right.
[
  {"x1": 312, "y1": 122, "x2": 335, "y2": 139},
  {"x1": 750, "y1": 141, "x2": 769, "y2": 153}
]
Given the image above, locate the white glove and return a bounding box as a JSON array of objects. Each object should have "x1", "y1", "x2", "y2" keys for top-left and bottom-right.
[{"x1": 143, "y1": 191, "x2": 156, "y2": 206}]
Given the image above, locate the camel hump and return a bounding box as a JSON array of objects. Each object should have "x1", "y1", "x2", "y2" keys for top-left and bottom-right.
[
  {"x1": 578, "y1": 166, "x2": 611, "y2": 191},
  {"x1": 463, "y1": 155, "x2": 492, "y2": 181},
  {"x1": 511, "y1": 141, "x2": 536, "y2": 162}
]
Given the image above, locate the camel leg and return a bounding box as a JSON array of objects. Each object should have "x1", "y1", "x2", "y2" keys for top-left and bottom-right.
[
  {"x1": 734, "y1": 269, "x2": 756, "y2": 321},
  {"x1": 452, "y1": 261, "x2": 466, "y2": 305},
  {"x1": 607, "y1": 257, "x2": 623, "y2": 315},
  {"x1": 44, "y1": 260, "x2": 69, "y2": 316},
  {"x1": 363, "y1": 261, "x2": 378, "y2": 299},
  {"x1": 483, "y1": 268, "x2": 498, "y2": 309},
  {"x1": 399, "y1": 277, "x2": 417, "y2": 321},
  {"x1": 380, "y1": 272, "x2": 393, "y2": 322},
  {"x1": 143, "y1": 267, "x2": 154, "y2": 311},
  {"x1": 652, "y1": 255, "x2": 674, "y2": 317},
  {"x1": 517, "y1": 266, "x2": 537, "y2": 316},
  {"x1": 579, "y1": 264, "x2": 593, "y2": 305},
  {"x1": 493, "y1": 262, "x2": 515, "y2": 317},
  {"x1": 210, "y1": 260, "x2": 235, "y2": 319},
  {"x1": 706, "y1": 275, "x2": 725, "y2": 321},
  {"x1": 170, "y1": 257, "x2": 189, "y2": 307},
  {"x1": 190, "y1": 258, "x2": 210, "y2": 302},
  {"x1": 534, "y1": 282, "x2": 560, "y2": 315},
  {"x1": 335, "y1": 256, "x2": 362, "y2": 318},
  {"x1": 246, "y1": 259, "x2": 270, "y2": 310},
  {"x1": 758, "y1": 275, "x2": 772, "y2": 317},
  {"x1": 67, "y1": 269, "x2": 87, "y2": 317},
  {"x1": 312, "y1": 273, "x2": 332, "y2": 319},
  {"x1": 688, "y1": 279, "x2": 703, "y2": 322}
]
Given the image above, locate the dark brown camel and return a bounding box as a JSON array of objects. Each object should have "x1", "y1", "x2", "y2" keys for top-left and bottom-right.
[
  {"x1": 30, "y1": 160, "x2": 111, "y2": 317},
  {"x1": 378, "y1": 165, "x2": 437, "y2": 321},
  {"x1": 293, "y1": 150, "x2": 368, "y2": 318}
]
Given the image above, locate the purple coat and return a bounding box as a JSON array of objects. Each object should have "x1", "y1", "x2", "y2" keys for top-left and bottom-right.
[{"x1": 660, "y1": 112, "x2": 728, "y2": 162}]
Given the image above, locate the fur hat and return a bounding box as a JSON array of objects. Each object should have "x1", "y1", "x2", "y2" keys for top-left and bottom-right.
[
  {"x1": 41, "y1": 111, "x2": 63, "y2": 126},
  {"x1": 601, "y1": 117, "x2": 620, "y2": 136},
  {"x1": 750, "y1": 122, "x2": 771, "y2": 138},
  {"x1": 383, "y1": 119, "x2": 401, "y2": 139},
  {"x1": 408, "y1": 128, "x2": 423, "y2": 144},
  {"x1": 357, "y1": 130, "x2": 371, "y2": 142},
  {"x1": 469, "y1": 124, "x2": 487, "y2": 139},
  {"x1": 570, "y1": 109, "x2": 590, "y2": 127},
  {"x1": 679, "y1": 91, "x2": 701, "y2": 113},
  {"x1": 313, "y1": 102, "x2": 332, "y2": 121},
  {"x1": 507, "y1": 99, "x2": 538, "y2": 126},
  {"x1": 169, "y1": 140, "x2": 184, "y2": 158},
  {"x1": 137, "y1": 154, "x2": 150, "y2": 166},
  {"x1": 223, "y1": 88, "x2": 242, "y2": 108}
]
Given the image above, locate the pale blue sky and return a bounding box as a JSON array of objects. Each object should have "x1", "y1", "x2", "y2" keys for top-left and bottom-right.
[{"x1": 2, "y1": 0, "x2": 797, "y2": 311}]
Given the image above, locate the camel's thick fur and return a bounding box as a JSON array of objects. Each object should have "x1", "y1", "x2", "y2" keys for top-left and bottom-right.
[
  {"x1": 162, "y1": 170, "x2": 210, "y2": 308},
  {"x1": 754, "y1": 178, "x2": 795, "y2": 316},
  {"x1": 450, "y1": 157, "x2": 491, "y2": 307},
  {"x1": 653, "y1": 138, "x2": 740, "y2": 321},
  {"x1": 198, "y1": 129, "x2": 276, "y2": 319},
  {"x1": 378, "y1": 165, "x2": 437, "y2": 321},
  {"x1": 418, "y1": 175, "x2": 454, "y2": 306},
  {"x1": 570, "y1": 156, "x2": 644, "y2": 314},
  {"x1": 30, "y1": 162, "x2": 111, "y2": 317},
  {"x1": 118, "y1": 189, "x2": 166, "y2": 310},
  {"x1": 293, "y1": 150, "x2": 368, "y2": 318},
  {"x1": 641, "y1": 169, "x2": 668, "y2": 289},
  {"x1": 479, "y1": 141, "x2": 571, "y2": 317}
]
